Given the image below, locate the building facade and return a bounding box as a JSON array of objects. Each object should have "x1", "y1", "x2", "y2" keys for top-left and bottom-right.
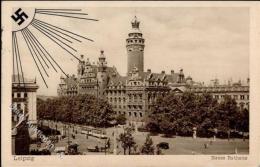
[
  {"x1": 57, "y1": 16, "x2": 249, "y2": 124},
  {"x1": 12, "y1": 75, "x2": 39, "y2": 154},
  {"x1": 188, "y1": 79, "x2": 249, "y2": 110},
  {"x1": 57, "y1": 16, "x2": 186, "y2": 124},
  {"x1": 12, "y1": 75, "x2": 39, "y2": 132}
]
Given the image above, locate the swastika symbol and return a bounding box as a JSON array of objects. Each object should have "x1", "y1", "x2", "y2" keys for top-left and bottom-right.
[{"x1": 11, "y1": 8, "x2": 29, "y2": 26}]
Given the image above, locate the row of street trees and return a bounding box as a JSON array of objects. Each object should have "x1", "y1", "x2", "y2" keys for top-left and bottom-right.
[
  {"x1": 37, "y1": 94, "x2": 118, "y2": 127},
  {"x1": 146, "y1": 92, "x2": 249, "y2": 138}
]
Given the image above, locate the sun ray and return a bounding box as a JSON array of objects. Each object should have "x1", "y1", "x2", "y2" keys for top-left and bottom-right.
[
  {"x1": 23, "y1": 30, "x2": 49, "y2": 77},
  {"x1": 14, "y1": 32, "x2": 26, "y2": 86},
  {"x1": 24, "y1": 28, "x2": 57, "y2": 72},
  {"x1": 12, "y1": 32, "x2": 20, "y2": 85},
  {"x1": 34, "y1": 19, "x2": 94, "y2": 42},
  {"x1": 32, "y1": 22, "x2": 80, "y2": 61},
  {"x1": 35, "y1": 11, "x2": 89, "y2": 16},
  {"x1": 33, "y1": 20, "x2": 73, "y2": 44},
  {"x1": 12, "y1": 33, "x2": 16, "y2": 81},
  {"x1": 21, "y1": 30, "x2": 49, "y2": 88},
  {"x1": 32, "y1": 22, "x2": 77, "y2": 52},
  {"x1": 35, "y1": 12, "x2": 98, "y2": 21},
  {"x1": 23, "y1": 29, "x2": 50, "y2": 69},
  {"x1": 14, "y1": 33, "x2": 22, "y2": 86},
  {"x1": 36, "y1": 9, "x2": 82, "y2": 11},
  {"x1": 33, "y1": 19, "x2": 82, "y2": 42},
  {"x1": 25, "y1": 28, "x2": 69, "y2": 78}
]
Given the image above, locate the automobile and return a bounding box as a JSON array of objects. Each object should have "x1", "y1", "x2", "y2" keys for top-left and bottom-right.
[
  {"x1": 157, "y1": 142, "x2": 169, "y2": 149},
  {"x1": 87, "y1": 146, "x2": 99, "y2": 152},
  {"x1": 53, "y1": 147, "x2": 66, "y2": 155}
]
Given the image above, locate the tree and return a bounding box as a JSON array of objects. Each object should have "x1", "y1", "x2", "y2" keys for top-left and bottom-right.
[
  {"x1": 118, "y1": 127, "x2": 136, "y2": 155},
  {"x1": 216, "y1": 95, "x2": 239, "y2": 131},
  {"x1": 140, "y1": 134, "x2": 154, "y2": 155},
  {"x1": 146, "y1": 91, "x2": 240, "y2": 138},
  {"x1": 115, "y1": 114, "x2": 127, "y2": 125},
  {"x1": 236, "y1": 108, "x2": 249, "y2": 133},
  {"x1": 37, "y1": 94, "x2": 116, "y2": 127}
]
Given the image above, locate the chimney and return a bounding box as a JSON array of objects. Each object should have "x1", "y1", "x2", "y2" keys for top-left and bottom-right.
[
  {"x1": 161, "y1": 70, "x2": 165, "y2": 74},
  {"x1": 171, "y1": 70, "x2": 174, "y2": 75},
  {"x1": 247, "y1": 78, "x2": 250, "y2": 84},
  {"x1": 147, "y1": 69, "x2": 151, "y2": 73}
]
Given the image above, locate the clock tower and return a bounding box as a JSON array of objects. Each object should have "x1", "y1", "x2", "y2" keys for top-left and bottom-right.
[{"x1": 126, "y1": 16, "x2": 145, "y2": 75}]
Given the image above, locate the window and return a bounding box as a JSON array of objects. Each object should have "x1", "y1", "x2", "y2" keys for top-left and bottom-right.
[
  {"x1": 134, "y1": 112, "x2": 137, "y2": 117},
  {"x1": 24, "y1": 93, "x2": 27, "y2": 98},
  {"x1": 129, "y1": 112, "x2": 131, "y2": 116},
  {"x1": 12, "y1": 93, "x2": 14, "y2": 98},
  {"x1": 240, "y1": 95, "x2": 245, "y2": 100},
  {"x1": 247, "y1": 95, "x2": 249, "y2": 100},
  {"x1": 233, "y1": 95, "x2": 238, "y2": 100},
  {"x1": 17, "y1": 103, "x2": 21, "y2": 109},
  {"x1": 140, "y1": 113, "x2": 143, "y2": 117},
  {"x1": 17, "y1": 93, "x2": 21, "y2": 98},
  {"x1": 140, "y1": 94, "x2": 143, "y2": 100}
]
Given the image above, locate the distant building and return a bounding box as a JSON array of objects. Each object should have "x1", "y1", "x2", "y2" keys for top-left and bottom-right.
[{"x1": 187, "y1": 79, "x2": 249, "y2": 110}]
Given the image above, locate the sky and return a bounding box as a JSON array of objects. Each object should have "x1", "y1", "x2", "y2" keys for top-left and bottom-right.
[{"x1": 16, "y1": 7, "x2": 249, "y2": 96}]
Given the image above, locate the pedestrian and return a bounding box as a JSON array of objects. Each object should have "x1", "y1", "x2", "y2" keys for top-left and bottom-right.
[{"x1": 204, "y1": 143, "x2": 209, "y2": 149}]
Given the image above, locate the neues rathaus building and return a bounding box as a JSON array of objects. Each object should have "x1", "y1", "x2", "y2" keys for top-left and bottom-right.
[{"x1": 57, "y1": 16, "x2": 249, "y2": 124}]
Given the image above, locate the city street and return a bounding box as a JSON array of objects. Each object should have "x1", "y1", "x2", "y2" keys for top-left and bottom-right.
[{"x1": 40, "y1": 120, "x2": 249, "y2": 155}]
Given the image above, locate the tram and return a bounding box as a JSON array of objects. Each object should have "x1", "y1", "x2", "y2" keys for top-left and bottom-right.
[{"x1": 81, "y1": 126, "x2": 107, "y2": 139}]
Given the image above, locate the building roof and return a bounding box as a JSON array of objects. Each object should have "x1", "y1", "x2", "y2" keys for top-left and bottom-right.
[
  {"x1": 189, "y1": 85, "x2": 249, "y2": 93},
  {"x1": 107, "y1": 70, "x2": 182, "y2": 86}
]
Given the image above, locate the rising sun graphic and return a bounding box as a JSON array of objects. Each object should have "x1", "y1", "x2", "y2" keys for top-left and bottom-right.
[{"x1": 11, "y1": 8, "x2": 98, "y2": 88}]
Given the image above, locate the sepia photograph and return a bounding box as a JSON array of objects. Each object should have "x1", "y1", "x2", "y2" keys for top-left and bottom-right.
[{"x1": 1, "y1": 1, "x2": 260, "y2": 167}]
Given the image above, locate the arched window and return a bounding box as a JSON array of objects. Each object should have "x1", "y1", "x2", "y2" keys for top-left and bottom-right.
[
  {"x1": 140, "y1": 113, "x2": 143, "y2": 117},
  {"x1": 134, "y1": 112, "x2": 137, "y2": 117}
]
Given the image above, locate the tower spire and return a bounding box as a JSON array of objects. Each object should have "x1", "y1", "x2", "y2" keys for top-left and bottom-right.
[
  {"x1": 131, "y1": 15, "x2": 140, "y2": 29},
  {"x1": 126, "y1": 15, "x2": 145, "y2": 75}
]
